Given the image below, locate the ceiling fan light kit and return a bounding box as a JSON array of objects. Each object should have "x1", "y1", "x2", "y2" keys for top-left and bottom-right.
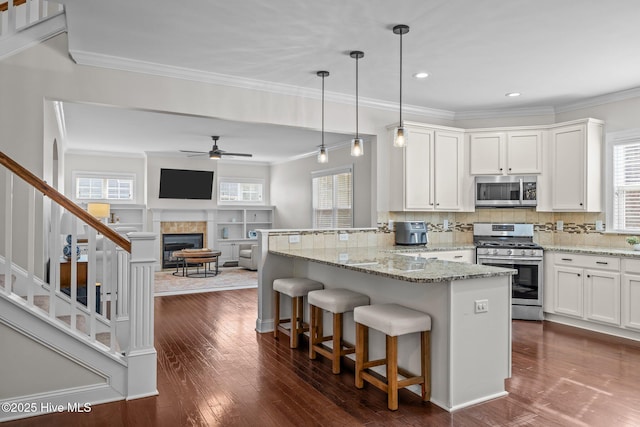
[
  {"x1": 393, "y1": 24, "x2": 409, "y2": 148},
  {"x1": 317, "y1": 70, "x2": 330, "y2": 164},
  {"x1": 350, "y1": 50, "x2": 365, "y2": 157}
]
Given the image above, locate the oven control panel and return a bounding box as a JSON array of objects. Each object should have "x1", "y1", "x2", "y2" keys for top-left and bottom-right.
[{"x1": 476, "y1": 247, "x2": 543, "y2": 258}]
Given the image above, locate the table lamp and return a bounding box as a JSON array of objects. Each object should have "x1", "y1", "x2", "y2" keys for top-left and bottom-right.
[{"x1": 87, "y1": 202, "x2": 110, "y2": 224}]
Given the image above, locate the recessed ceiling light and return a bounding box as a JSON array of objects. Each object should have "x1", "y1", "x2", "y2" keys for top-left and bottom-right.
[
  {"x1": 505, "y1": 92, "x2": 521, "y2": 97},
  {"x1": 413, "y1": 72, "x2": 429, "y2": 79}
]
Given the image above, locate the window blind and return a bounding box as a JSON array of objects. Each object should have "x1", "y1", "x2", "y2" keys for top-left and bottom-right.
[
  {"x1": 613, "y1": 142, "x2": 640, "y2": 231},
  {"x1": 312, "y1": 166, "x2": 353, "y2": 229}
]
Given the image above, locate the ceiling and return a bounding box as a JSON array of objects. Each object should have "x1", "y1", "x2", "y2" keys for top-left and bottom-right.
[{"x1": 57, "y1": 0, "x2": 640, "y2": 162}]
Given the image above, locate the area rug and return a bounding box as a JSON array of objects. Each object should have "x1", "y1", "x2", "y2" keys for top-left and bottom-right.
[{"x1": 154, "y1": 267, "x2": 257, "y2": 296}]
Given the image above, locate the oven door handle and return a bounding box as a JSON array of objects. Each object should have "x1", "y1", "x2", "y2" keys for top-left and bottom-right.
[{"x1": 477, "y1": 257, "x2": 543, "y2": 264}]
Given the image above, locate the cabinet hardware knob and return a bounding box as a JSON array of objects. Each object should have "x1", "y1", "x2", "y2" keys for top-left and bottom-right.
[
  {"x1": 577, "y1": 273, "x2": 581, "y2": 277},
  {"x1": 508, "y1": 168, "x2": 512, "y2": 171},
  {"x1": 499, "y1": 168, "x2": 503, "y2": 171},
  {"x1": 580, "y1": 203, "x2": 583, "y2": 206},
  {"x1": 587, "y1": 275, "x2": 591, "y2": 278}
]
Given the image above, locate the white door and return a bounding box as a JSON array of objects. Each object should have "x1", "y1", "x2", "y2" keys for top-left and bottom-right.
[
  {"x1": 506, "y1": 131, "x2": 542, "y2": 174},
  {"x1": 554, "y1": 266, "x2": 583, "y2": 317},
  {"x1": 404, "y1": 129, "x2": 433, "y2": 210},
  {"x1": 585, "y1": 270, "x2": 620, "y2": 325},
  {"x1": 433, "y1": 130, "x2": 463, "y2": 210},
  {"x1": 469, "y1": 132, "x2": 504, "y2": 175},
  {"x1": 552, "y1": 125, "x2": 585, "y2": 210}
]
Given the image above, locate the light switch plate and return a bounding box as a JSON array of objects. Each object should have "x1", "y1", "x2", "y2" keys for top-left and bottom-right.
[
  {"x1": 339, "y1": 233, "x2": 349, "y2": 241},
  {"x1": 289, "y1": 235, "x2": 300, "y2": 243},
  {"x1": 443, "y1": 219, "x2": 449, "y2": 230},
  {"x1": 556, "y1": 220, "x2": 563, "y2": 231},
  {"x1": 595, "y1": 220, "x2": 604, "y2": 231}
]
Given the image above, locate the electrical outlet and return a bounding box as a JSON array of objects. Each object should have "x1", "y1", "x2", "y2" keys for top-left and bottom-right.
[
  {"x1": 474, "y1": 299, "x2": 489, "y2": 314},
  {"x1": 595, "y1": 220, "x2": 604, "y2": 231},
  {"x1": 443, "y1": 219, "x2": 449, "y2": 230},
  {"x1": 339, "y1": 233, "x2": 349, "y2": 241},
  {"x1": 289, "y1": 235, "x2": 300, "y2": 243},
  {"x1": 556, "y1": 220, "x2": 564, "y2": 231}
]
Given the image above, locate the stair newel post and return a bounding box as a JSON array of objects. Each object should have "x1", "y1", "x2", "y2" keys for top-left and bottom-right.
[
  {"x1": 3, "y1": 170, "x2": 13, "y2": 294},
  {"x1": 115, "y1": 245, "x2": 130, "y2": 351},
  {"x1": 125, "y1": 232, "x2": 158, "y2": 399}
]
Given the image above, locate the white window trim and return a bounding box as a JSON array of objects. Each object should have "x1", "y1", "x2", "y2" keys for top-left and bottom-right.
[
  {"x1": 217, "y1": 177, "x2": 266, "y2": 205},
  {"x1": 605, "y1": 128, "x2": 640, "y2": 234},
  {"x1": 72, "y1": 170, "x2": 136, "y2": 203},
  {"x1": 311, "y1": 165, "x2": 354, "y2": 229}
]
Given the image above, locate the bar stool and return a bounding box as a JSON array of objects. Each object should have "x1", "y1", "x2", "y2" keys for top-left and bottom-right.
[
  {"x1": 308, "y1": 288, "x2": 370, "y2": 374},
  {"x1": 354, "y1": 303, "x2": 431, "y2": 411},
  {"x1": 273, "y1": 278, "x2": 324, "y2": 348}
]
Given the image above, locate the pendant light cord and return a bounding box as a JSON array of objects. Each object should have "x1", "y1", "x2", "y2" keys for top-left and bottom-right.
[
  {"x1": 399, "y1": 30, "x2": 403, "y2": 126},
  {"x1": 355, "y1": 55, "x2": 359, "y2": 139},
  {"x1": 322, "y1": 73, "x2": 325, "y2": 148}
]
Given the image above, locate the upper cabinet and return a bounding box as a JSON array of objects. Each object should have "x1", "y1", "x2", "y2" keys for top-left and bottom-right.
[
  {"x1": 469, "y1": 130, "x2": 542, "y2": 175},
  {"x1": 549, "y1": 119, "x2": 603, "y2": 212},
  {"x1": 390, "y1": 122, "x2": 468, "y2": 211}
]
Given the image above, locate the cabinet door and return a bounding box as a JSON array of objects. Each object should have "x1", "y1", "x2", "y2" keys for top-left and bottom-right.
[
  {"x1": 404, "y1": 129, "x2": 434, "y2": 209},
  {"x1": 469, "y1": 133, "x2": 504, "y2": 175},
  {"x1": 585, "y1": 270, "x2": 621, "y2": 325},
  {"x1": 622, "y1": 274, "x2": 640, "y2": 331},
  {"x1": 434, "y1": 131, "x2": 463, "y2": 210},
  {"x1": 217, "y1": 242, "x2": 239, "y2": 263},
  {"x1": 551, "y1": 125, "x2": 585, "y2": 210},
  {"x1": 554, "y1": 266, "x2": 583, "y2": 317},
  {"x1": 506, "y1": 131, "x2": 542, "y2": 174}
]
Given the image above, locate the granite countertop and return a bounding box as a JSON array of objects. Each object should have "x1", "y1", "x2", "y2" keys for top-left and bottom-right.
[
  {"x1": 385, "y1": 242, "x2": 476, "y2": 253},
  {"x1": 269, "y1": 247, "x2": 515, "y2": 283},
  {"x1": 542, "y1": 245, "x2": 640, "y2": 258}
]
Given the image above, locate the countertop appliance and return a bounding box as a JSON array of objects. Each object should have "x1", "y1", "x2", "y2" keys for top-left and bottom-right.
[
  {"x1": 475, "y1": 175, "x2": 537, "y2": 208},
  {"x1": 394, "y1": 221, "x2": 428, "y2": 246},
  {"x1": 473, "y1": 223, "x2": 543, "y2": 321}
]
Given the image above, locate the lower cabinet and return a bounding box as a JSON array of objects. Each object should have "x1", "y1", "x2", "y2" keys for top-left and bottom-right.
[
  {"x1": 217, "y1": 241, "x2": 241, "y2": 265},
  {"x1": 621, "y1": 259, "x2": 640, "y2": 331},
  {"x1": 546, "y1": 253, "x2": 624, "y2": 327},
  {"x1": 398, "y1": 249, "x2": 474, "y2": 264}
]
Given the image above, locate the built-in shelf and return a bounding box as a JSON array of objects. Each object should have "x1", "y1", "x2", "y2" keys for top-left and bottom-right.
[{"x1": 216, "y1": 206, "x2": 273, "y2": 263}]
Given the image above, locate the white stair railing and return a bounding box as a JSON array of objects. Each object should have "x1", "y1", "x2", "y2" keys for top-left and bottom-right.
[
  {"x1": 0, "y1": 0, "x2": 64, "y2": 39},
  {"x1": 0, "y1": 151, "x2": 157, "y2": 399}
]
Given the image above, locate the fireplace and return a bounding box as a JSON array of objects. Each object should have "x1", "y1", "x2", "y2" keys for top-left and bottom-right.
[{"x1": 162, "y1": 233, "x2": 204, "y2": 268}]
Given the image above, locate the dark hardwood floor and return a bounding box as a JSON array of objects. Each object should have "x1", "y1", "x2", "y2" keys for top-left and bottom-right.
[{"x1": 6, "y1": 289, "x2": 640, "y2": 426}]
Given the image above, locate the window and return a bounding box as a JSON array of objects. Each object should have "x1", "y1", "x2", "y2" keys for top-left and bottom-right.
[
  {"x1": 73, "y1": 172, "x2": 134, "y2": 201},
  {"x1": 612, "y1": 140, "x2": 640, "y2": 231},
  {"x1": 218, "y1": 178, "x2": 264, "y2": 204},
  {"x1": 312, "y1": 166, "x2": 353, "y2": 229}
]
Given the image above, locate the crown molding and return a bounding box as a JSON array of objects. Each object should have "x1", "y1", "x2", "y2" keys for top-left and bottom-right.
[
  {"x1": 554, "y1": 86, "x2": 640, "y2": 113},
  {"x1": 65, "y1": 148, "x2": 146, "y2": 158},
  {"x1": 69, "y1": 50, "x2": 456, "y2": 121},
  {"x1": 454, "y1": 105, "x2": 556, "y2": 120}
]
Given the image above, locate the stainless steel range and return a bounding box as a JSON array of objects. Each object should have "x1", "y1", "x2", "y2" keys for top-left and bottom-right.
[{"x1": 473, "y1": 223, "x2": 544, "y2": 321}]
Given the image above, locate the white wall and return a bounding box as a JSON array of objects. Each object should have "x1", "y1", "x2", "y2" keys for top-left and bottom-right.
[{"x1": 270, "y1": 143, "x2": 374, "y2": 228}]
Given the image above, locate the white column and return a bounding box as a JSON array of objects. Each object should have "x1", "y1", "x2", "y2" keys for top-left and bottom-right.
[{"x1": 125, "y1": 232, "x2": 158, "y2": 399}]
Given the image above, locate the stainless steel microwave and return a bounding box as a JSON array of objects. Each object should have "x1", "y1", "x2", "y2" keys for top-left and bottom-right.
[{"x1": 475, "y1": 176, "x2": 537, "y2": 207}]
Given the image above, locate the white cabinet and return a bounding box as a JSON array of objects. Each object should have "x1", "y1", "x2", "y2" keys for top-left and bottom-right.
[
  {"x1": 401, "y1": 123, "x2": 464, "y2": 211},
  {"x1": 550, "y1": 119, "x2": 603, "y2": 211},
  {"x1": 469, "y1": 130, "x2": 542, "y2": 175},
  {"x1": 217, "y1": 241, "x2": 241, "y2": 265},
  {"x1": 621, "y1": 259, "x2": 640, "y2": 331},
  {"x1": 549, "y1": 253, "x2": 621, "y2": 326}
]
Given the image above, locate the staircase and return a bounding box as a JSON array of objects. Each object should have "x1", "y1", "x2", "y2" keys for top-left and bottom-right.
[
  {"x1": 0, "y1": 151, "x2": 157, "y2": 422},
  {"x1": 0, "y1": 0, "x2": 66, "y2": 60}
]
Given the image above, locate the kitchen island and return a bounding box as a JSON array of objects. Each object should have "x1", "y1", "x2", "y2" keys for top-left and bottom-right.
[{"x1": 256, "y1": 236, "x2": 516, "y2": 412}]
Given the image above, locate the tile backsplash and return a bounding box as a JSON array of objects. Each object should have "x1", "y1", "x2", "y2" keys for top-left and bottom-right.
[{"x1": 381, "y1": 209, "x2": 632, "y2": 249}]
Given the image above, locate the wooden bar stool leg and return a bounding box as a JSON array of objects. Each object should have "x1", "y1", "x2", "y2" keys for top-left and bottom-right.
[
  {"x1": 355, "y1": 322, "x2": 366, "y2": 389},
  {"x1": 290, "y1": 296, "x2": 299, "y2": 348},
  {"x1": 332, "y1": 312, "x2": 343, "y2": 374},
  {"x1": 273, "y1": 290, "x2": 280, "y2": 339},
  {"x1": 309, "y1": 305, "x2": 318, "y2": 359},
  {"x1": 422, "y1": 330, "x2": 431, "y2": 402},
  {"x1": 387, "y1": 335, "x2": 399, "y2": 411}
]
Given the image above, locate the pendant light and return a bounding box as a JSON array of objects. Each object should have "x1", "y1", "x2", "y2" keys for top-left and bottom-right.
[
  {"x1": 317, "y1": 70, "x2": 330, "y2": 163},
  {"x1": 350, "y1": 50, "x2": 364, "y2": 157},
  {"x1": 392, "y1": 24, "x2": 409, "y2": 148}
]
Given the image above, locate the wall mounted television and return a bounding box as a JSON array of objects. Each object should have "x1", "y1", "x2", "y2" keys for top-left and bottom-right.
[{"x1": 158, "y1": 168, "x2": 214, "y2": 200}]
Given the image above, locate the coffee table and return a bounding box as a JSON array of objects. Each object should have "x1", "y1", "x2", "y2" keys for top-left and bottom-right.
[{"x1": 172, "y1": 249, "x2": 221, "y2": 278}]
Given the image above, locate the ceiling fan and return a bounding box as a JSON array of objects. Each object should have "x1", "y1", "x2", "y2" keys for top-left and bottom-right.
[{"x1": 180, "y1": 136, "x2": 253, "y2": 159}]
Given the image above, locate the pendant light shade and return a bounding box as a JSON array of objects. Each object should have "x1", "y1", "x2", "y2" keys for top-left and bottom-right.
[
  {"x1": 350, "y1": 50, "x2": 364, "y2": 157},
  {"x1": 392, "y1": 24, "x2": 410, "y2": 148},
  {"x1": 317, "y1": 70, "x2": 330, "y2": 163}
]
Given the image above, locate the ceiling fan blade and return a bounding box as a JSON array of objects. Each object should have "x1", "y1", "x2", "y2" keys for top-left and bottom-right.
[
  {"x1": 180, "y1": 150, "x2": 207, "y2": 154},
  {"x1": 221, "y1": 152, "x2": 253, "y2": 157}
]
